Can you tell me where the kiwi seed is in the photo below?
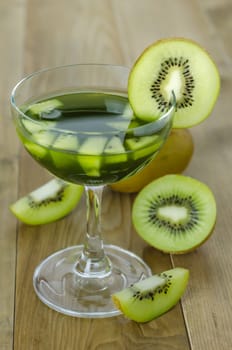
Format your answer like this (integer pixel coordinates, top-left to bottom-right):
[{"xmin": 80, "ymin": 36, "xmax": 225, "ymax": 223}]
[
  {"xmin": 131, "ymin": 273, "xmax": 173, "ymax": 300},
  {"xmin": 28, "ymin": 187, "xmax": 64, "ymax": 208},
  {"xmin": 148, "ymin": 194, "xmax": 198, "ymax": 234},
  {"xmin": 150, "ymin": 57, "xmax": 195, "ymax": 113}
]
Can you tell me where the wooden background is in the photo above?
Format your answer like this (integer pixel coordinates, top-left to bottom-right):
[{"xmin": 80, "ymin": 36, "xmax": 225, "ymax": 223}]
[{"xmin": 0, "ymin": 0, "xmax": 232, "ymax": 349}]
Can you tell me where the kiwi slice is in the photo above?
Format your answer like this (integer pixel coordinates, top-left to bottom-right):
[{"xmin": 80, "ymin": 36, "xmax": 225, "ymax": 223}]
[
  {"xmin": 24, "ymin": 140, "xmax": 48, "ymax": 160},
  {"xmin": 23, "ymin": 129, "xmax": 57, "ymax": 160},
  {"xmin": 10, "ymin": 179, "xmax": 83, "ymax": 225},
  {"xmin": 132, "ymin": 174, "xmax": 216, "ymax": 254},
  {"xmin": 112, "ymin": 267, "xmax": 189, "ymax": 322},
  {"xmin": 125, "ymin": 135, "xmax": 161, "ymax": 160},
  {"xmin": 20, "ymin": 116, "xmax": 58, "ymax": 160},
  {"xmin": 21, "ymin": 118, "xmax": 56, "ymax": 134},
  {"xmin": 51, "ymin": 134, "xmax": 80, "ymax": 168},
  {"xmin": 52, "ymin": 133, "xmax": 79, "ymax": 151},
  {"xmin": 104, "ymin": 136, "xmax": 127, "ymax": 163},
  {"xmin": 77, "ymin": 136, "xmax": 108, "ymax": 177},
  {"xmin": 27, "ymin": 98, "xmax": 63, "ymax": 120},
  {"xmin": 128, "ymin": 38, "xmax": 220, "ymax": 128}
]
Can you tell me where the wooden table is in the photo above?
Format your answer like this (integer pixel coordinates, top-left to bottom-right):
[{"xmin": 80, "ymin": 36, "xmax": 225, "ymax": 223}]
[{"xmin": 1, "ymin": 0, "xmax": 232, "ymax": 349}]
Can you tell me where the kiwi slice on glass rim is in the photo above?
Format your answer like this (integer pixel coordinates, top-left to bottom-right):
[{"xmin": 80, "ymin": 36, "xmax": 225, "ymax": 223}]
[
  {"xmin": 132, "ymin": 174, "xmax": 216, "ymax": 254},
  {"xmin": 10, "ymin": 178, "xmax": 83, "ymax": 225},
  {"xmin": 128, "ymin": 38, "xmax": 220, "ymax": 128},
  {"xmin": 112, "ymin": 267, "xmax": 189, "ymax": 323}
]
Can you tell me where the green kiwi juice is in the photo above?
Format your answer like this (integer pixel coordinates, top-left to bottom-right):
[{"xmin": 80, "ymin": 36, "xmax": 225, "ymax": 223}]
[{"xmin": 19, "ymin": 92, "xmax": 167, "ymax": 185}]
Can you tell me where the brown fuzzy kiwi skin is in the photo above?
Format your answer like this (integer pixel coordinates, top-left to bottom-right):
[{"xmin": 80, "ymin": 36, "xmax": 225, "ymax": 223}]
[{"xmin": 128, "ymin": 37, "xmax": 220, "ymax": 128}]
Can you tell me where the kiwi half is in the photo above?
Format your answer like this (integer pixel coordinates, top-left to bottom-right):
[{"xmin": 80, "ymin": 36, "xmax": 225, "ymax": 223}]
[
  {"xmin": 10, "ymin": 178, "xmax": 83, "ymax": 225},
  {"xmin": 112, "ymin": 267, "xmax": 189, "ymax": 323},
  {"xmin": 132, "ymin": 174, "xmax": 216, "ymax": 254},
  {"xmin": 128, "ymin": 38, "xmax": 220, "ymax": 128}
]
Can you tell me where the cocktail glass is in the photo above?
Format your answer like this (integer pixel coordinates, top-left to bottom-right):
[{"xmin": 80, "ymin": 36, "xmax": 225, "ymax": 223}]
[{"xmin": 11, "ymin": 64, "xmax": 175, "ymax": 318}]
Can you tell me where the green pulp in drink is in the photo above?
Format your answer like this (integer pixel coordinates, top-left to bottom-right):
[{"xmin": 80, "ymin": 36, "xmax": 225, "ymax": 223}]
[{"xmin": 18, "ymin": 92, "xmax": 167, "ymax": 185}]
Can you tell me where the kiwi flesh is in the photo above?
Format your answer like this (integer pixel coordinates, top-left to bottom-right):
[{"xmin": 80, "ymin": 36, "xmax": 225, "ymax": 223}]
[
  {"xmin": 27, "ymin": 98, "xmax": 63, "ymax": 120},
  {"xmin": 112, "ymin": 267, "xmax": 189, "ymax": 322},
  {"xmin": 21, "ymin": 118, "xmax": 57, "ymax": 135},
  {"xmin": 10, "ymin": 178, "xmax": 83, "ymax": 225},
  {"xmin": 125, "ymin": 135, "xmax": 161, "ymax": 160},
  {"xmin": 77, "ymin": 136, "xmax": 108, "ymax": 176},
  {"xmin": 22, "ymin": 129, "xmax": 56, "ymax": 161},
  {"xmin": 104, "ymin": 136, "xmax": 127, "ymax": 164},
  {"xmin": 128, "ymin": 38, "xmax": 220, "ymax": 128},
  {"xmin": 132, "ymin": 174, "xmax": 216, "ymax": 254}
]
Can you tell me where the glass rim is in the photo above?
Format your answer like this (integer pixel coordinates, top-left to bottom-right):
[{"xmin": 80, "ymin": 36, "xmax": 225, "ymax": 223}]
[{"xmin": 10, "ymin": 63, "xmax": 176, "ymax": 137}]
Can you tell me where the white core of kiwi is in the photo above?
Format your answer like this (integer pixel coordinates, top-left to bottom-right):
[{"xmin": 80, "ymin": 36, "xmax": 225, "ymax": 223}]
[{"xmin": 30, "ymin": 179, "xmax": 65, "ymax": 203}]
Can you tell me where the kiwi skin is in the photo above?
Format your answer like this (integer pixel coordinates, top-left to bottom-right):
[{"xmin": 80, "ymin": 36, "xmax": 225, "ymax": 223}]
[{"xmin": 112, "ymin": 267, "xmax": 189, "ymax": 323}]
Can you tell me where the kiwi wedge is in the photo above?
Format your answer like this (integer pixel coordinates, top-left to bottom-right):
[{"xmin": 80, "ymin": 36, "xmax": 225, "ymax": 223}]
[
  {"xmin": 23, "ymin": 129, "xmax": 57, "ymax": 160},
  {"xmin": 125, "ymin": 135, "xmax": 161, "ymax": 160},
  {"xmin": 77, "ymin": 136, "xmax": 108, "ymax": 177},
  {"xmin": 27, "ymin": 98, "xmax": 63, "ymax": 120},
  {"xmin": 104, "ymin": 136, "xmax": 127, "ymax": 164},
  {"xmin": 132, "ymin": 174, "xmax": 216, "ymax": 254},
  {"xmin": 21, "ymin": 118, "xmax": 57, "ymax": 134},
  {"xmin": 112, "ymin": 267, "xmax": 189, "ymax": 323},
  {"xmin": 10, "ymin": 179, "xmax": 83, "ymax": 225},
  {"xmin": 128, "ymin": 38, "xmax": 220, "ymax": 128}
]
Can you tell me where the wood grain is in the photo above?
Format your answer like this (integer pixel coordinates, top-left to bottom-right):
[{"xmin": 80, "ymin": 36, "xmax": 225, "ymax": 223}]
[
  {"xmin": 0, "ymin": 1, "xmax": 25, "ymax": 349},
  {"xmin": 1, "ymin": 0, "xmax": 232, "ymax": 349}
]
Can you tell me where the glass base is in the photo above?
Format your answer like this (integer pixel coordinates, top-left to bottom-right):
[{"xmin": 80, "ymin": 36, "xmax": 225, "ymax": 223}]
[{"xmin": 33, "ymin": 244, "xmax": 152, "ymax": 318}]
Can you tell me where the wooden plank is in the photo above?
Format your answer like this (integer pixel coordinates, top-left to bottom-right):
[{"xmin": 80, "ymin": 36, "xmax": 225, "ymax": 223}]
[
  {"xmin": 14, "ymin": 0, "xmax": 190, "ymax": 349},
  {"xmin": 111, "ymin": 0, "xmax": 225, "ymax": 69},
  {"xmin": 112, "ymin": 1, "xmax": 232, "ymax": 349},
  {"xmin": 24, "ymin": 0, "xmax": 125, "ymax": 73},
  {"xmin": 0, "ymin": 1, "xmax": 26, "ymax": 349},
  {"xmin": 13, "ymin": 0, "xmax": 232, "ymax": 349},
  {"xmin": 172, "ymin": 1, "xmax": 232, "ymax": 348},
  {"xmin": 202, "ymin": 0, "xmax": 232, "ymax": 67}
]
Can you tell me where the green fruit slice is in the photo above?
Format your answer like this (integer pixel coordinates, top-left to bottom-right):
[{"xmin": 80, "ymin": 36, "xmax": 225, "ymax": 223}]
[
  {"xmin": 24, "ymin": 130, "xmax": 57, "ymax": 159},
  {"xmin": 104, "ymin": 136, "xmax": 127, "ymax": 163},
  {"xmin": 125, "ymin": 135, "xmax": 161, "ymax": 160},
  {"xmin": 77, "ymin": 136, "xmax": 108, "ymax": 176},
  {"xmin": 51, "ymin": 134, "xmax": 80, "ymax": 168},
  {"xmin": 128, "ymin": 38, "xmax": 220, "ymax": 128},
  {"xmin": 112, "ymin": 267, "xmax": 189, "ymax": 322},
  {"xmin": 24, "ymin": 140, "xmax": 48, "ymax": 159},
  {"xmin": 126, "ymin": 135, "xmax": 159, "ymax": 150},
  {"xmin": 21, "ymin": 118, "xmax": 56, "ymax": 134},
  {"xmin": 52, "ymin": 133, "xmax": 79, "ymax": 151},
  {"xmin": 27, "ymin": 98, "xmax": 63, "ymax": 120},
  {"xmin": 132, "ymin": 174, "xmax": 216, "ymax": 253},
  {"xmin": 10, "ymin": 179, "xmax": 83, "ymax": 225}
]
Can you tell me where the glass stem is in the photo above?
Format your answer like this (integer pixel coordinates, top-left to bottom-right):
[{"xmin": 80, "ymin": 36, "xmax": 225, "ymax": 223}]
[{"xmin": 75, "ymin": 185, "xmax": 112, "ymax": 277}]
